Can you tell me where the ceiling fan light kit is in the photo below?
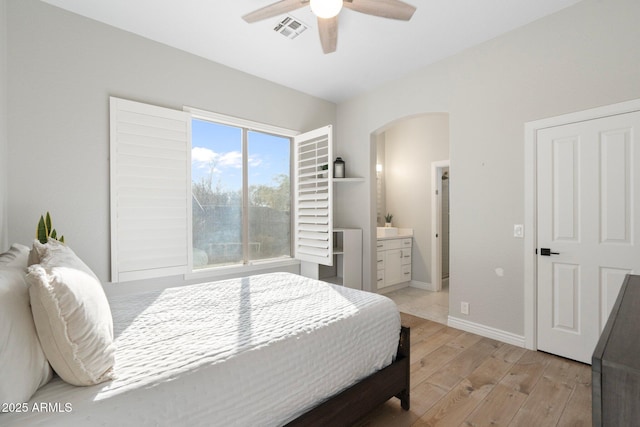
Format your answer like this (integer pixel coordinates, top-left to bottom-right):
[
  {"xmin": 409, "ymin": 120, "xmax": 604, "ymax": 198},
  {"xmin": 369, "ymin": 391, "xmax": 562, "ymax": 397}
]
[
  {"xmin": 309, "ymin": 0, "xmax": 343, "ymax": 19},
  {"xmin": 242, "ymin": 0, "xmax": 416, "ymax": 54}
]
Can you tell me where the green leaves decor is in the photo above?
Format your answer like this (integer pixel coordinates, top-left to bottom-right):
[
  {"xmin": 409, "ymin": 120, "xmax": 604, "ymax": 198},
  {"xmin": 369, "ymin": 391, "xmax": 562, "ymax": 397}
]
[{"xmin": 36, "ymin": 212, "xmax": 65, "ymax": 244}]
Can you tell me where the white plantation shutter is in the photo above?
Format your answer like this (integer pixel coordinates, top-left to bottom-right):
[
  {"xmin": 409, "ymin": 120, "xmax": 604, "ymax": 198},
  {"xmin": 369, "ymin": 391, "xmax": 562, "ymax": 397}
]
[
  {"xmin": 294, "ymin": 125, "xmax": 333, "ymax": 266},
  {"xmin": 110, "ymin": 97, "xmax": 191, "ymax": 282}
]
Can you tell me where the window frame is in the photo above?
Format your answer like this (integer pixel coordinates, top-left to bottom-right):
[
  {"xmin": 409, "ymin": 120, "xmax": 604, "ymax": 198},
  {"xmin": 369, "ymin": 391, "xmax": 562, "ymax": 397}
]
[{"xmin": 184, "ymin": 107, "xmax": 299, "ymax": 278}]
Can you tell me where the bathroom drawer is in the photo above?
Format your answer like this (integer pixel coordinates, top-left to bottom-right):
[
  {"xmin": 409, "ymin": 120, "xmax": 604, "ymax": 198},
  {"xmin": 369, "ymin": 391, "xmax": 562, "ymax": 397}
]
[
  {"xmin": 376, "ymin": 240, "xmax": 386, "ymax": 251},
  {"xmin": 383, "ymin": 239, "xmax": 403, "ymax": 250},
  {"xmin": 401, "ymin": 238, "xmax": 412, "ymax": 248},
  {"xmin": 376, "ymin": 270, "xmax": 385, "ymax": 287},
  {"xmin": 401, "ymin": 248, "xmax": 412, "ymax": 265},
  {"xmin": 376, "ymin": 251, "xmax": 385, "ymax": 269},
  {"xmin": 402, "ymin": 264, "xmax": 412, "ymax": 280}
]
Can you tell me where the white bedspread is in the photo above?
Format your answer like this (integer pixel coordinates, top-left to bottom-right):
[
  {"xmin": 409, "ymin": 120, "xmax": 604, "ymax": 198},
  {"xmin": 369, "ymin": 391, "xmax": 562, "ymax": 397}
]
[{"xmin": 1, "ymin": 272, "xmax": 400, "ymax": 426}]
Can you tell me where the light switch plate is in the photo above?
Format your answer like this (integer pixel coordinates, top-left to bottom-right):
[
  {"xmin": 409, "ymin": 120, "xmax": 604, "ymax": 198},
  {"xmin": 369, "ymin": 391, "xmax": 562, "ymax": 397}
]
[{"xmin": 514, "ymin": 224, "xmax": 524, "ymax": 238}]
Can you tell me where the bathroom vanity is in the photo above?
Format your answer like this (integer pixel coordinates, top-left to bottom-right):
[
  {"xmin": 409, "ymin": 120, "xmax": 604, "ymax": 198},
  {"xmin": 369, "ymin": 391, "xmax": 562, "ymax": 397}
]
[{"xmin": 376, "ymin": 228, "xmax": 412, "ymax": 291}]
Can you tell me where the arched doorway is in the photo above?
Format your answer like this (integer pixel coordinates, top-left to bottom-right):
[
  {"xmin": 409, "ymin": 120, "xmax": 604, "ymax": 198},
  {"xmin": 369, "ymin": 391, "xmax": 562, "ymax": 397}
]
[{"xmin": 370, "ymin": 113, "xmax": 450, "ymax": 324}]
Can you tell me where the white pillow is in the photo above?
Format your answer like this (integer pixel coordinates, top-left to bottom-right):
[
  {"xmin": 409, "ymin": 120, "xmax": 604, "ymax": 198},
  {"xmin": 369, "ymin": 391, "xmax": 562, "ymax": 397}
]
[
  {"xmin": 0, "ymin": 266, "xmax": 53, "ymax": 403},
  {"xmin": 0, "ymin": 243, "xmax": 31, "ymax": 268},
  {"xmin": 27, "ymin": 239, "xmax": 48, "ymax": 266},
  {"xmin": 26, "ymin": 241, "xmax": 115, "ymax": 386}
]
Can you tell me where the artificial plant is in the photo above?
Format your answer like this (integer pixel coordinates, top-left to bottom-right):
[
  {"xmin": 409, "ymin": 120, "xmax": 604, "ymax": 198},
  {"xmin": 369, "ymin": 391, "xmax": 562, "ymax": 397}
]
[{"xmin": 36, "ymin": 212, "xmax": 65, "ymax": 244}]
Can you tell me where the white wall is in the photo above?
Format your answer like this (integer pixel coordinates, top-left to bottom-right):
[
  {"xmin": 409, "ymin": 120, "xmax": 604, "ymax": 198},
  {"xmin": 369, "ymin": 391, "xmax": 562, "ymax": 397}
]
[
  {"xmin": 381, "ymin": 114, "xmax": 449, "ymax": 286},
  {"xmin": 375, "ymin": 134, "xmax": 385, "ymax": 226},
  {"xmin": 336, "ymin": 0, "xmax": 640, "ymax": 337},
  {"xmin": 6, "ymin": 0, "xmax": 336, "ymax": 283},
  {"xmin": 0, "ymin": 0, "xmax": 7, "ymax": 251}
]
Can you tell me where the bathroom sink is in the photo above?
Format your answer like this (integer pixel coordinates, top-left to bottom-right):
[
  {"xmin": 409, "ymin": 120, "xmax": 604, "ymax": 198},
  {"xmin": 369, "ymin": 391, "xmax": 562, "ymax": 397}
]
[{"xmin": 377, "ymin": 227, "xmax": 398, "ymax": 237}]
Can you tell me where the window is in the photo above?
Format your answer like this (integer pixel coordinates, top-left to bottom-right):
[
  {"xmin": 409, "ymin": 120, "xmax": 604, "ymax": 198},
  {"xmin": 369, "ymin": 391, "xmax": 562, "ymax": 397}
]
[
  {"xmin": 110, "ymin": 98, "xmax": 299, "ymax": 282},
  {"xmin": 190, "ymin": 114, "xmax": 293, "ymax": 270}
]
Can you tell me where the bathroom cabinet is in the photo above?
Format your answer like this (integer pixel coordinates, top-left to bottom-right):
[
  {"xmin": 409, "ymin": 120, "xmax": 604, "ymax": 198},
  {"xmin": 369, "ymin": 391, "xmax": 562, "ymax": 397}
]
[{"xmin": 377, "ymin": 236, "xmax": 412, "ymax": 290}]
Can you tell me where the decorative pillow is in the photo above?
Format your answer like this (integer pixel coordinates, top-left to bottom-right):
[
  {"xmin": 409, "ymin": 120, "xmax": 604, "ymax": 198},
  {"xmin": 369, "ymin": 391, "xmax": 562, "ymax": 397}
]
[
  {"xmin": 27, "ymin": 239, "xmax": 47, "ymax": 267},
  {"xmin": 26, "ymin": 240, "xmax": 115, "ymax": 386},
  {"xmin": 0, "ymin": 266, "xmax": 53, "ymax": 403},
  {"xmin": 0, "ymin": 243, "xmax": 31, "ymax": 268}
]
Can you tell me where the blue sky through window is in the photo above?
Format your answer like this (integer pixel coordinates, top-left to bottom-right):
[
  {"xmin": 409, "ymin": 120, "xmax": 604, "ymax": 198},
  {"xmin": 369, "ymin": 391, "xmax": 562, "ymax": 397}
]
[{"xmin": 191, "ymin": 119, "xmax": 290, "ymax": 189}]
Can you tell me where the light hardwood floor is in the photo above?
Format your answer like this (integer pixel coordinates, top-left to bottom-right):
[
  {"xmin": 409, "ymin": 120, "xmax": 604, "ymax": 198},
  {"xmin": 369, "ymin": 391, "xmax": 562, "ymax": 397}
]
[{"xmin": 357, "ymin": 313, "xmax": 592, "ymax": 427}]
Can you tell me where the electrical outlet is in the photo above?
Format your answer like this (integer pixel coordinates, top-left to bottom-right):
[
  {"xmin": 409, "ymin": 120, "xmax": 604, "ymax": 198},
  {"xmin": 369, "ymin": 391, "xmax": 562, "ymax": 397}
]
[{"xmin": 461, "ymin": 302, "xmax": 470, "ymax": 315}]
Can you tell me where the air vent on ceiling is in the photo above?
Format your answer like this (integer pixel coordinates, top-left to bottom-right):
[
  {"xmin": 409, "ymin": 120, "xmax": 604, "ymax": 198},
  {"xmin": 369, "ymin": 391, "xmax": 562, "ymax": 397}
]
[{"xmin": 273, "ymin": 16, "xmax": 308, "ymax": 39}]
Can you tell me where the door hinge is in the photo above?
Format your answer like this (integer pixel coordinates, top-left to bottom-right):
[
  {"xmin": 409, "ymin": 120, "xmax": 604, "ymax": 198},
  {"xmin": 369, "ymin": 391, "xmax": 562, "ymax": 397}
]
[{"xmin": 435, "ymin": 189, "xmax": 439, "ymax": 195}]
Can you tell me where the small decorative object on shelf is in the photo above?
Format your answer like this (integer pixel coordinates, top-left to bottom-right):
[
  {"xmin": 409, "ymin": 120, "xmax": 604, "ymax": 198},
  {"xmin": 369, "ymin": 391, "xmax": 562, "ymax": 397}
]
[
  {"xmin": 333, "ymin": 157, "xmax": 345, "ymax": 178},
  {"xmin": 318, "ymin": 164, "xmax": 329, "ymax": 178},
  {"xmin": 384, "ymin": 213, "xmax": 393, "ymax": 227}
]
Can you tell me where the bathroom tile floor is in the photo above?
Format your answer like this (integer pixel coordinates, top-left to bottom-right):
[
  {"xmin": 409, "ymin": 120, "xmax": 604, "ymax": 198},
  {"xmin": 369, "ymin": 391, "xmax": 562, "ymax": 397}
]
[{"xmin": 383, "ymin": 281, "xmax": 449, "ymax": 325}]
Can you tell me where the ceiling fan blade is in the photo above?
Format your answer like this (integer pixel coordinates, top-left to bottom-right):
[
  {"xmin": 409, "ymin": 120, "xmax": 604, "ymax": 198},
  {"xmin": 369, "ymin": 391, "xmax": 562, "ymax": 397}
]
[
  {"xmin": 343, "ymin": 0, "xmax": 416, "ymax": 21},
  {"xmin": 318, "ymin": 16, "xmax": 338, "ymax": 54},
  {"xmin": 242, "ymin": 0, "xmax": 308, "ymax": 23}
]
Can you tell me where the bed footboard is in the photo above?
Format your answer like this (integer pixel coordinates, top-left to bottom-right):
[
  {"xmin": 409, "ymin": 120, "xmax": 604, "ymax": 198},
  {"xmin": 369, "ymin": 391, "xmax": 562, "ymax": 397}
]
[
  {"xmin": 287, "ymin": 326, "xmax": 410, "ymax": 427},
  {"xmin": 395, "ymin": 325, "xmax": 411, "ymax": 410}
]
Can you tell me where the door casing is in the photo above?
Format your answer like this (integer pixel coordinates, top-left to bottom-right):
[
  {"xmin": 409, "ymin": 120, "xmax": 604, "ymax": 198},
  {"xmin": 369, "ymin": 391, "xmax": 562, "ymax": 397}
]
[
  {"xmin": 431, "ymin": 160, "xmax": 450, "ymax": 292},
  {"xmin": 523, "ymin": 98, "xmax": 640, "ymax": 351}
]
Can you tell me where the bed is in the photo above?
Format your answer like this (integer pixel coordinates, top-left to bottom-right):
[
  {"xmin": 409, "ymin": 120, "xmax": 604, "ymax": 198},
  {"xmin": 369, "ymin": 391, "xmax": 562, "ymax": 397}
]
[{"xmin": 1, "ymin": 268, "xmax": 410, "ymax": 426}]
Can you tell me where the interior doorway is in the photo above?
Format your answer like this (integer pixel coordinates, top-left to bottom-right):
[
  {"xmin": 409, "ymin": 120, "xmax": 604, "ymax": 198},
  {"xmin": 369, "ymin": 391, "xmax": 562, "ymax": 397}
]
[
  {"xmin": 442, "ymin": 170, "xmax": 450, "ymax": 282},
  {"xmin": 432, "ymin": 160, "xmax": 450, "ymax": 292},
  {"xmin": 370, "ymin": 113, "xmax": 450, "ymax": 324}
]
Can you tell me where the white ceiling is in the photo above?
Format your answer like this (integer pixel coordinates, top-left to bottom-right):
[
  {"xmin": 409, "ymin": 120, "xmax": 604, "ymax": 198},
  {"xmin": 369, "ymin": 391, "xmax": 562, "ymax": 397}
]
[{"xmin": 42, "ymin": 0, "xmax": 582, "ymax": 103}]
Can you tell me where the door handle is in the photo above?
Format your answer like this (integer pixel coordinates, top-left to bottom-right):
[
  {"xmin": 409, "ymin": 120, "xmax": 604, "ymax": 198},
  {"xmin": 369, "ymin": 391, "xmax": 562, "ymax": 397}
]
[{"xmin": 540, "ymin": 248, "xmax": 560, "ymax": 256}]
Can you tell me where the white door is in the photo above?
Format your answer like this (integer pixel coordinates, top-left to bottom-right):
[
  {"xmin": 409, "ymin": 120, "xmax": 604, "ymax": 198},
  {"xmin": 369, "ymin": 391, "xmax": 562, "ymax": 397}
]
[{"xmin": 537, "ymin": 110, "xmax": 640, "ymax": 364}]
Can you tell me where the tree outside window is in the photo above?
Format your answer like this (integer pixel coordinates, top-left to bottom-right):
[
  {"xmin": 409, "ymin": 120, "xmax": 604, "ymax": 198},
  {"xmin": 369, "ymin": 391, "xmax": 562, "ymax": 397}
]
[{"xmin": 191, "ymin": 119, "xmax": 291, "ymax": 269}]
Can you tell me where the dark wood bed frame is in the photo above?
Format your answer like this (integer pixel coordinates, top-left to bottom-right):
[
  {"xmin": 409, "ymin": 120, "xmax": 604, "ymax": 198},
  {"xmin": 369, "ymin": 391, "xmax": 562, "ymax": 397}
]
[{"xmin": 287, "ymin": 325, "xmax": 410, "ymax": 426}]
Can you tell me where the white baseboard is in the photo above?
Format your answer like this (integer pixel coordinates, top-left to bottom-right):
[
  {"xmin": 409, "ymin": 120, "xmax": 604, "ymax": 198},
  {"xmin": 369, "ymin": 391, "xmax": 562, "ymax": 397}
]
[
  {"xmin": 410, "ymin": 280, "xmax": 435, "ymax": 291},
  {"xmin": 377, "ymin": 282, "xmax": 410, "ymax": 294},
  {"xmin": 447, "ymin": 316, "xmax": 526, "ymax": 348}
]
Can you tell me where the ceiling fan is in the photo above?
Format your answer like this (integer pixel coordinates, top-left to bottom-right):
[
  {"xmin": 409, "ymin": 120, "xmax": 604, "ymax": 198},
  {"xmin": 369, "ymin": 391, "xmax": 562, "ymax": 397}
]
[{"xmin": 242, "ymin": 0, "xmax": 416, "ymax": 54}]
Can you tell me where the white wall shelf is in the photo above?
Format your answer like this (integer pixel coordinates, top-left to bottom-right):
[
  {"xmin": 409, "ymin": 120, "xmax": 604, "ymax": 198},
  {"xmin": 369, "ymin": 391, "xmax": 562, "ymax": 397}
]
[
  {"xmin": 319, "ymin": 228, "xmax": 362, "ymax": 288},
  {"xmin": 300, "ymin": 228, "xmax": 362, "ymax": 289}
]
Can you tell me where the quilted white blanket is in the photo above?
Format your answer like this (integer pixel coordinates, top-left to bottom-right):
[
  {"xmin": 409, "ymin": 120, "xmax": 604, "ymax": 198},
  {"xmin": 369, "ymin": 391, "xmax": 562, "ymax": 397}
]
[{"xmin": 2, "ymin": 272, "xmax": 400, "ymax": 426}]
